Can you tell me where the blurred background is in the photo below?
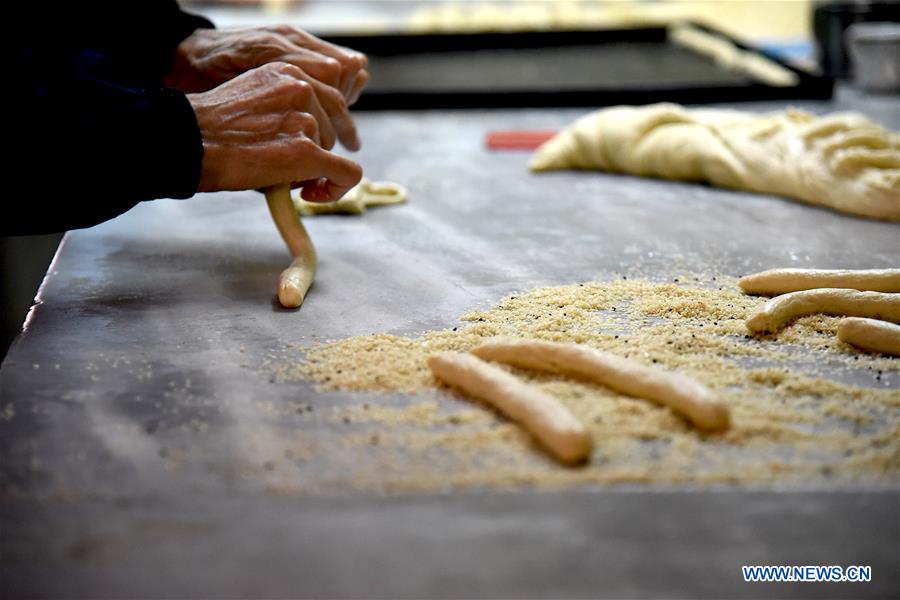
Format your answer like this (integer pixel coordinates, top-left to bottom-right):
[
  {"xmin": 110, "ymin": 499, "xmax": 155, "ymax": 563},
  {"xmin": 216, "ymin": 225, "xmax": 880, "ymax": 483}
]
[{"xmin": 186, "ymin": 0, "xmax": 818, "ymax": 61}]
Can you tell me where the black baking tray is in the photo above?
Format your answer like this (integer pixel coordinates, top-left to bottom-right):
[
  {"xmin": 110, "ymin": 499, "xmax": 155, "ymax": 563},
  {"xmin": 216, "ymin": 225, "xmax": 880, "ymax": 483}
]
[{"xmin": 324, "ymin": 23, "xmax": 833, "ymax": 110}]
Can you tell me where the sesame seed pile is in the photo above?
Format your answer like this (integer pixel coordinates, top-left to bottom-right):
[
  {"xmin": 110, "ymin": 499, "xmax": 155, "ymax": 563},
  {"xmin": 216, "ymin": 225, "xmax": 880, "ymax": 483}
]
[{"xmin": 264, "ymin": 276, "xmax": 899, "ymax": 494}]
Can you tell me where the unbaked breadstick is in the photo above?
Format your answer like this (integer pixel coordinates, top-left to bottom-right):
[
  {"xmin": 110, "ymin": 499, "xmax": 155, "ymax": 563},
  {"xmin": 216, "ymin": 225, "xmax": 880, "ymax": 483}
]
[
  {"xmin": 837, "ymin": 317, "xmax": 900, "ymax": 356},
  {"xmin": 427, "ymin": 352, "xmax": 592, "ymax": 464},
  {"xmin": 746, "ymin": 288, "xmax": 900, "ymax": 334},
  {"xmin": 265, "ymin": 184, "xmax": 317, "ymax": 308},
  {"xmin": 739, "ymin": 268, "xmax": 900, "ymax": 295},
  {"xmin": 471, "ymin": 338, "xmax": 730, "ymax": 432}
]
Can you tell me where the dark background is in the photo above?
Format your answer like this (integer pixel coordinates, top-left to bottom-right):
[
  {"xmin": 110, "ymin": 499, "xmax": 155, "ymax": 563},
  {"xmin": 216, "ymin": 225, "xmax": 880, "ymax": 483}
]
[{"xmin": 0, "ymin": 234, "xmax": 64, "ymax": 360}]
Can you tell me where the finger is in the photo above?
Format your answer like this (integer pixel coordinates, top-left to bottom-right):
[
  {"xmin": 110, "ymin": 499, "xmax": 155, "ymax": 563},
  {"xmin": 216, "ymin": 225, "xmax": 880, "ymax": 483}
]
[
  {"xmin": 280, "ymin": 70, "xmax": 337, "ymax": 150},
  {"xmin": 347, "ymin": 70, "xmax": 370, "ymax": 106},
  {"xmin": 279, "ymin": 47, "xmax": 342, "ymax": 89},
  {"xmin": 316, "ymin": 84, "xmax": 360, "ymax": 151},
  {"xmin": 274, "ymin": 28, "xmax": 368, "ymax": 98},
  {"xmin": 295, "ymin": 73, "xmax": 360, "ymax": 152},
  {"xmin": 289, "ymin": 143, "xmax": 362, "ymax": 201},
  {"xmin": 332, "ymin": 112, "xmax": 361, "ymax": 152},
  {"xmin": 283, "ymin": 111, "xmax": 325, "ymax": 149},
  {"xmin": 294, "ymin": 178, "xmax": 331, "ymax": 202}
]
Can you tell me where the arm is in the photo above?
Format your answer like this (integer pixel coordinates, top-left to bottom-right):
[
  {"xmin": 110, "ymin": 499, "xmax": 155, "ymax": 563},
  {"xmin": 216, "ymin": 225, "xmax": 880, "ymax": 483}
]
[{"xmin": 7, "ymin": 77, "xmax": 203, "ymax": 235}]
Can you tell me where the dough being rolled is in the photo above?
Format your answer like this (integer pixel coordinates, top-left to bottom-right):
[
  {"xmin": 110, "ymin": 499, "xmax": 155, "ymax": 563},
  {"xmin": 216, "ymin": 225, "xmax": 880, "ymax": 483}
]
[
  {"xmin": 265, "ymin": 184, "xmax": 317, "ymax": 308},
  {"xmin": 530, "ymin": 103, "xmax": 900, "ymax": 221},
  {"xmin": 264, "ymin": 180, "xmax": 406, "ymax": 308}
]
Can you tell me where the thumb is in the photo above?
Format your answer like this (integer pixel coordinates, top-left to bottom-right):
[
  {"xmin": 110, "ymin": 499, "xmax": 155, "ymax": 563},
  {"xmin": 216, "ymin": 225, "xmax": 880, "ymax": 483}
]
[{"xmin": 292, "ymin": 144, "xmax": 363, "ymax": 202}]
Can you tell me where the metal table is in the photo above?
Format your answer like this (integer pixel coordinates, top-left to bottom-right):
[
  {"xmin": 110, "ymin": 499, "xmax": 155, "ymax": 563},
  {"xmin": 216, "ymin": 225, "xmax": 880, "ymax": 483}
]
[{"xmin": 2, "ymin": 90, "xmax": 898, "ymax": 598}]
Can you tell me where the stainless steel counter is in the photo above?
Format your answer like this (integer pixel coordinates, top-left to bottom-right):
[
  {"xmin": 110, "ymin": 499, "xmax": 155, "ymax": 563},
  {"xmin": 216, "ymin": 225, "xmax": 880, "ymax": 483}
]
[{"xmin": 1, "ymin": 92, "xmax": 898, "ymax": 598}]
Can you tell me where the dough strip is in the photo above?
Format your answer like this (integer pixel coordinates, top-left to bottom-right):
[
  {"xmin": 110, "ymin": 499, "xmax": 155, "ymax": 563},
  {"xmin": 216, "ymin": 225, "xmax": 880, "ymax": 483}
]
[
  {"xmin": 471, "ymin": 338, "xmax": 730, "ymax": 432},
  {"xmin": 739, "ymin": 268, "xmax": 900, "ymax": 295},
  {"xmin": 837, "ymin": 317, "xmax": 900, "ymax": 356},
  {"xmin": 427, "ymin": 352, "xmax": 592, "ymax": 464},
  {"xmin": 746, "ymin": 288, "xmax": 900, "ymax": 334},
  {"xmin": 265, "ymin": 184, "xmax": 317, "ymax": 308}
]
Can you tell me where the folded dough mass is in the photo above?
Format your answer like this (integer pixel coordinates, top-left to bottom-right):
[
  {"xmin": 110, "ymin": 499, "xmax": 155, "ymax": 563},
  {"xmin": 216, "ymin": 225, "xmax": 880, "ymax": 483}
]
[{"xmin": 530, "ymin": 103, "xmax": 900, "ymax": 221}]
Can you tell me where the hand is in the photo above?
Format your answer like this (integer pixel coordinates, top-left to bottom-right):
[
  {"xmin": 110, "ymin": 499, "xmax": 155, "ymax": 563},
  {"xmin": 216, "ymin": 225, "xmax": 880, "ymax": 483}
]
[
  {"xmin": 168, "ymin": 25, "xmax": 369, "ymax": 104},
  {"xmin": 188, "ymin": 62, "xmax": 362, "ymax": 201}
]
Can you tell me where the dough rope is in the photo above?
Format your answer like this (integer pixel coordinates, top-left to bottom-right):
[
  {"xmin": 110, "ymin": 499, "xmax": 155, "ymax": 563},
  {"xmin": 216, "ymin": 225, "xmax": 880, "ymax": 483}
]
[
  {"xmin": 837, "ymin": 317, "xmax": 900, "ymax": 356},
  {"xmin": 739, "ymin": 268, "xmax": 900, "ymax": 295},
  {"xmin": 294, "ymin": 179, "xmax": 407, "ymax": 216},
  {"xmin": 670, "ymin": 23, "xmax": 798, "ymax": 87},
  {"xmin": 746, "ymin": 288, "xmax": 900, "ymax": 334},
  {"xmin": 530, "ymin": 103, "xmax": 900, "ymax": 221},
  {"xmin": 427, "ymin": 352, "xmax": 592, "ymax": 464},
  {"xmin": 265, "ymin": 184, "xmax": 317, "ymax": 308},
  {"xmin": 471, "ymin": 338, "xmax": 730, "ymax": 432}
]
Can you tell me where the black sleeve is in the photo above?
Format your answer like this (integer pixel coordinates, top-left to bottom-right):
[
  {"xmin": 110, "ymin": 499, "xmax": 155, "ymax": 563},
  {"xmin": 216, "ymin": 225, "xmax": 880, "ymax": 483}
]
[{"xmin": 5, "ymin": 1, "xmax": 212, "ymax": 236}]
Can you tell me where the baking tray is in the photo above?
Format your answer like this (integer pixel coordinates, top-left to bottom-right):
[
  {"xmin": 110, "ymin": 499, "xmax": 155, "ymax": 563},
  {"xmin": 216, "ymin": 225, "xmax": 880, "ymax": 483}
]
[{"xmin": 324, "ymin": 23, "xmax": 834, "ymax": 109}]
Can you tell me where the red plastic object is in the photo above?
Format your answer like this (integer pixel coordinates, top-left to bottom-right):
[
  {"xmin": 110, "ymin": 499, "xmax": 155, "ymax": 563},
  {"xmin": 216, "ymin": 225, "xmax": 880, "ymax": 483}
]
[{"xmin": 486, "ymin": 130, "xmax": 558, "ymax": 150}]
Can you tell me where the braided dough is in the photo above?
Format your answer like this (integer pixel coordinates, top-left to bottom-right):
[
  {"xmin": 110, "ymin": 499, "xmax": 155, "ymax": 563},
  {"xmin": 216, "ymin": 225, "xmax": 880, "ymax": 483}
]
[
  {"xmin": 472, "ymin": 338, "xmax": 730, "ymax": 432},
  {"xmin": 740, "ymin": 268, "xmax": 900, "ymax": 295},
  {"xmin": 746, "ymin": 288, "xmax": 900, "ymax": 334},
  {"xmin": 428, "ymin": 352, "xmax": 592, "ymax": 464},
  {"xmin": 295, "ymin": 179, "xmax": 407, "ymax": 216},
  {"xmin": 265, "ymin": 184, "xmax": 317, "ymax": 308},
  {"xmin": 530, "ymin": 103, "xmax": 900, "ymax": 221},
  {"xmin": 837, "ymin": 317, "xmax": 900, "ymax": 356}
]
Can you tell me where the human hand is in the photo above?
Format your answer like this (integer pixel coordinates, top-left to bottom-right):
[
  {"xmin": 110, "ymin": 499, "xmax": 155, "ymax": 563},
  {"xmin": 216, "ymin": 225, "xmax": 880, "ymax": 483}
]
[
  {"xmin": 169, "ymin": 25, "xmax": 369, "ymax": 104},
  {"xmin": 188, "ymin": 62, "xmax": 362, "ymax": 201}
]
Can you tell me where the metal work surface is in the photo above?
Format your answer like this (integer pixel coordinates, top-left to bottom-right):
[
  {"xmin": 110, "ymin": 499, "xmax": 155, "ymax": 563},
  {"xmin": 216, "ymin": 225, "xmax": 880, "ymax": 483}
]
[{"xmin": 2, "ymin": 91, "xmax": 899, "ymax": 598}]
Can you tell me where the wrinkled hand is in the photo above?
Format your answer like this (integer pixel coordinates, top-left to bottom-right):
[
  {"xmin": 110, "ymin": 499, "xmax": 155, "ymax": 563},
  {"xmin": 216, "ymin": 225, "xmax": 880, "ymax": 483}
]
[
  {"xmin": 168, "ymin": 25, "xmax": 369, "ymax": 104},
  {"xmin": 188, "ymin": 62, "xmax": 362, "ymax": 201}
]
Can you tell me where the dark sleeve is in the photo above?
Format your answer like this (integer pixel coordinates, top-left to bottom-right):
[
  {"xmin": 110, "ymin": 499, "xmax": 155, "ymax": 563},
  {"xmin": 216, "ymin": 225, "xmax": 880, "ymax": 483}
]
[
  {"xmin": 5, "ymin": 2, "xmax": 212, "ymax": 236},
  {"xmin": 6, "ymin": 83, "xmax": 204, "ymax": 236},
  {"xmin": 93, "ymin": 1, "xmax": 216, "ymax": 80}
]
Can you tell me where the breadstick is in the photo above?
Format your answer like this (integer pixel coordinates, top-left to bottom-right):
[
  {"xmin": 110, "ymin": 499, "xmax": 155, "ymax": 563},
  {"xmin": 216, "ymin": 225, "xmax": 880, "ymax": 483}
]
[
  {"xmin": 837, "ymin": 317, "xmax": 900, "ymax": 356},
  {"xmin": 427, "ymin": 352, "xmax": 592, "ymax": 464},
  {"xmin": 746, "ymin": 288, "xmax": 900, "ymax": 334},
  {"xmin": 739, "ymin": 268, "xmax": 900, "ymax": 295},
  {"xmin": 471, "ymin": 338, "xmax": 730, "ymax": 432},
  {"xmin": 265, "ymin": 184, "xmax": 317, "ymax": 308}
]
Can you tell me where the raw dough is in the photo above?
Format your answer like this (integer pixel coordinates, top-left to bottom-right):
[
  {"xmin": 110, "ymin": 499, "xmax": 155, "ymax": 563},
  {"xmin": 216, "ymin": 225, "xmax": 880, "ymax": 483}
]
[
  {"xmin": 837, "ymin": 317, "xmax": 900, "ymax": 356},
  {"xmin": 670, "ymin": 23, "xmax": 798, "ymax": 87},
  {"xmin": 294, "ymin": 179, "xmax": 407, "ymax": 216},
  {"xmin": 746, "ymin": 288, "xmax": 900, "ymax": 334},
  {"xmin": 530, "ymin": 103, "xmax": 900, "ymax": 221},
  {"xmin": 472, "ymin": 338, "xmax": 729, "ymax": 431},
  {"xmin": 265, "ymin": 180, "xmax": 406, "ymax": 307},
  {"xmin": 265, "ymin": 184, "xmax": 317, "ymax": 308},
  {"xmin": 427, "ymin": 352, "xmax": 592, "ymax": 464},
  {"xmin": 740, "ymin": 268, "xmax": 900, "ymax": 295}
]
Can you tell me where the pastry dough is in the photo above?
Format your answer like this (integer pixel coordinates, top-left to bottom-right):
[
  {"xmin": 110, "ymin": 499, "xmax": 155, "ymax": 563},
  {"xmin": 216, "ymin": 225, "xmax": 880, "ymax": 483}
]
[
  {"xmin": 264, "ymin": 180, "xmax": 406, "ymax": 308},
  {"xmin": 740, "ymin": 268, "xmax": 900, "ymax": 295},
  {"xmin": 746, "ymin": 288, "xmax": 900, "ymax": 334},
  {"xmin": 837, "ymin": 317, "xmax": 900, "ymax": 356},
  {"xmin": 428, "ymin": 352, "xmax": 592, "ymax": 464},
  {"xmin": 530, "ymin": 103, "xmax": 900, "ymax": 221},
  {"xmin": 670, "ymin": 23, "xmax": 798, "ymax": 87},
  {"xmin": 472, "ymin": 338, "xmax": 730, "ymax": 432},
  {"xmin": 295, "ymin": 179, "xmax": 407, "ymax": 216},
  {"xmin": 265, "ymin": 184, "xmax": 317, "ymax": 308}
]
